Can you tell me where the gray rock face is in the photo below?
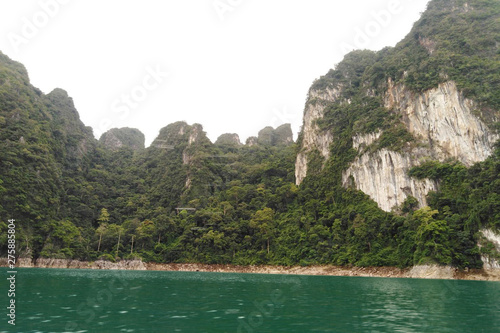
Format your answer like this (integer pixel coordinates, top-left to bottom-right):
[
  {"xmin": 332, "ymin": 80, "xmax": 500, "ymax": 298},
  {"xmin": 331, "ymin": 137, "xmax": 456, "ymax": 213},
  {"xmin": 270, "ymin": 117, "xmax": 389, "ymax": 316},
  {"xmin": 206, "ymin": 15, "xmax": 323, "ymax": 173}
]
[
  {"xmin": 342, "ymin": 146, "xmax": 438, "ymax": 211},
  {"xmin": 246, "ymin": 136, "xmax": 258, "ymax": 146},
  {"xmin": 343, "ymin": 81, "xmax": 498, "ymax": 211},
  {"xmin": 295, "ymin": 87, "xmax": 340, "ymax": 185},
  {"xmin": 99, "ymin": 127, "xmax": 145, "ymax": 151},
  {"xmin": 8, "ymin": 258, "xmax": 146, "ymax": 270},
  {"xmin": 385, "ymin": 80, "xmax": 498, "ymax": 165},
  {"xmin": 297, "ymin": 80, "xmax": 498, "ymax": 211},
  {"xmin": 479, "ymin": 229, "xmax": 500, "ymax": 270}
]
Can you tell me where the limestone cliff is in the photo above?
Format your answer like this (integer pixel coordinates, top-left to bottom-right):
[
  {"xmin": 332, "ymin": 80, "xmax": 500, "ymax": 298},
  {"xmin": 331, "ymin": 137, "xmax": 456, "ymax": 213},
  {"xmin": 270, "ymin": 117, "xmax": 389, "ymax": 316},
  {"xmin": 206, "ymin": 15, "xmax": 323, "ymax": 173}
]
[
  {"xmin": 384, "ymin": 80, "xmax": 498, "ymax": 165},
  {"xmin": 479, "ymin": 229, "xmax": 500, "ymax": 270},
  {"xmin": 343, "ymin": 147, "xmax": 438, "ymax": 211},
  {"xmin": 297, "ymin": 79, "xmax": 498, "ymax": 211},
  {"xmin": 295, "ymin": 87, "xmax": 339, "ymax": 184},
  {"xmin": 341, "ymin": 81, "xmax": 498, "ymax": 211},
  {"xmin": 294, "ymin": 0, "xmax": 499, "ymax": 212}
]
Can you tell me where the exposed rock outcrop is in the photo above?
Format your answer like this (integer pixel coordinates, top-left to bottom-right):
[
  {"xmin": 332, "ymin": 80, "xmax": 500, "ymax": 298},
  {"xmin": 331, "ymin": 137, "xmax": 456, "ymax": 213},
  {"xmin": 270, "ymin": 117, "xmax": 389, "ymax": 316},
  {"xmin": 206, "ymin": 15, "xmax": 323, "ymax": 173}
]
[
  {"xmin": 246, "ymin": 136, "xmax": 258, "ymax": 146},
  {"xmin": 295, "ymin": 87, "xmax": 340, "ymax": 185},
  {"xmin": 215, "ymin": 133, "xmax": 241, "ymax": 146},
  {"xmin": 99, "ymin": 127, "xmax": 145, "ymax": 151},
  {"xmin": 343, "ymin": 147, "xmax": 438, "ymax": 211},
  {"xmin": 406, "ymin": 265, "xmax": 455, "ymax": 279},
  {"xmin": 256, "ymin": 124, "xmax": 294, "ymax": 146},
  {"xmin": 258, "ymin": 126, "xmax": 274, "ymax": 145},
  {"xmin": 479, "ymin": 229, "xmax": 500, "ymax": 270},
  {"xmin": 1, "ymin": 259, "xmax": 498, "ymax": 281},
  {"xmin": 338, "ymin": 80, "xmax": 498, "ymax": 211},
  {"xmin": 273, "ymin": 123, "xmax": 294, "ymax": 145},
  {"xmin": 5, "ymin": 258, "xmax": 146, "ymax": 270},
  {"xmin": 385, "ymin": 80, "xmax": 498, "ymax": 166}
]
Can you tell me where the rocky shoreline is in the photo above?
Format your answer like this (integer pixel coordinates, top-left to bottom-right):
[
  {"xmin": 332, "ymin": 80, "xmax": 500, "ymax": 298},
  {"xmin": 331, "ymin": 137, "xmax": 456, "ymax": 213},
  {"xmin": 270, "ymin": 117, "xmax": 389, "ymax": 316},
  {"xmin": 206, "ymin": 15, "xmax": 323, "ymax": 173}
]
[{"xmin": 1, "ymin": 258, "xmax": 499, "ymax": 281}]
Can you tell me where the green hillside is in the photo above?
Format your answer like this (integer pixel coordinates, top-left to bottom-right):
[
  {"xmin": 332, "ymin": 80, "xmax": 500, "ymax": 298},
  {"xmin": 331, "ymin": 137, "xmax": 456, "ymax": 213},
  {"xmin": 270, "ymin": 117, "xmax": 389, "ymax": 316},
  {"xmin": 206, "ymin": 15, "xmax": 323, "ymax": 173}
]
[{"xmin": 0, "ymin": 0, "xmax": 499, "ymax": 268}]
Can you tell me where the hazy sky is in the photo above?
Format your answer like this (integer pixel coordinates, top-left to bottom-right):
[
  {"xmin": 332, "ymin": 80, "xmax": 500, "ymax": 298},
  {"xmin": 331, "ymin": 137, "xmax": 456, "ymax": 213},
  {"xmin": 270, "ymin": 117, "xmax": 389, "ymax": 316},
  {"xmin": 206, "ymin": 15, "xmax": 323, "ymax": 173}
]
[{"xmin": 0, "ymin": 0, "xmax": 429, "ymax": 146}]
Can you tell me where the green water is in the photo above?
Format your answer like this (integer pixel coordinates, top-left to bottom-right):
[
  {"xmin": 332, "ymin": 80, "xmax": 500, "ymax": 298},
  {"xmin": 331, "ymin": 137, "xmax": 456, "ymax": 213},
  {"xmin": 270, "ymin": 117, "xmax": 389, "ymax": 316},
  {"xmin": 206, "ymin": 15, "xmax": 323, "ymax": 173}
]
[{"xmin": 1, "ymin": 268, "xmax": 499, "ymax": 332}]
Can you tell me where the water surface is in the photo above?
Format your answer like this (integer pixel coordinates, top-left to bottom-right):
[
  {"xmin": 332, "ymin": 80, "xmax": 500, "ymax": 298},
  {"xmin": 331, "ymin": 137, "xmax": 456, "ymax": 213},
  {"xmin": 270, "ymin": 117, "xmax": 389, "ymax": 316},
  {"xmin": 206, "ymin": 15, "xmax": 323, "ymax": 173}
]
[{"xmin": 1, "ymin": 267, "xmax": 499, "ymax": 332}]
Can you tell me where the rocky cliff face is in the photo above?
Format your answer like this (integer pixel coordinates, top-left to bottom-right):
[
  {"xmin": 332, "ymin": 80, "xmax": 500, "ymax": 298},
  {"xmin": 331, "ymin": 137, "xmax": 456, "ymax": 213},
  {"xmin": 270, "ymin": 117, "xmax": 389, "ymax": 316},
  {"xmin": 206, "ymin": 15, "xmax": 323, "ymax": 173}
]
[
  {"xmin": 295, "ymin": 87, "xmax": 339, "ymax": 184},
  {"xmin": 479, "ymin": 229, "xmax": 500, "ymax": 270},
  {"xmin": 342, "ymin": 80, "xmax": 498, "ymax": 211},
  {"xmin": 343, "ymin": 146, "xmax": 438, "ymax": 211},
  {"xmin": 294, "ymin": 0, "xmax": 499, "ymax": 212},
  {"xmin": 298, "ymin": 79, "xmax": 498, "ymax": 211},
  {"xmin": 385, "ymin": 80, "xmax": 498, "ymax": 165}
]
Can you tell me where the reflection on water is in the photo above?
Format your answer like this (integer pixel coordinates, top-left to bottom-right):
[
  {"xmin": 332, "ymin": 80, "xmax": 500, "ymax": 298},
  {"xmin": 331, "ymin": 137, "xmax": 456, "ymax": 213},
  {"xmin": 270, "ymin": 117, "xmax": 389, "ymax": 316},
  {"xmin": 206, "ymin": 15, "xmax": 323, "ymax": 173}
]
[{"xmin": 1, "ymin": 268, "xmax": 499, "ymax": 332}]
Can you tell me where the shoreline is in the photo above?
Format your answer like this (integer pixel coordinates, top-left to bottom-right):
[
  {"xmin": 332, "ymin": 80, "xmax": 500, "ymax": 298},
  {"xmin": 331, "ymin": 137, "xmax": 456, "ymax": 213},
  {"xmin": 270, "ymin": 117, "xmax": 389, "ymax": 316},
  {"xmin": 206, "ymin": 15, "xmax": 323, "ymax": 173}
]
[{"xmin": 1, "ymin": 258, "xmax": 500, "ymax": 281}]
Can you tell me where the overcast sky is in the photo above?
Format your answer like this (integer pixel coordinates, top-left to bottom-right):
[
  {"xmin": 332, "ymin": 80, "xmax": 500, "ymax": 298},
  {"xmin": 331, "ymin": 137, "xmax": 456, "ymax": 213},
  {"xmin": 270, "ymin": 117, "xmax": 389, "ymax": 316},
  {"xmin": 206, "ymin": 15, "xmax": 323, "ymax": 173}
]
[{"xmin": 0, "ymin": 0, "xmax": 429, "ymax": 146}]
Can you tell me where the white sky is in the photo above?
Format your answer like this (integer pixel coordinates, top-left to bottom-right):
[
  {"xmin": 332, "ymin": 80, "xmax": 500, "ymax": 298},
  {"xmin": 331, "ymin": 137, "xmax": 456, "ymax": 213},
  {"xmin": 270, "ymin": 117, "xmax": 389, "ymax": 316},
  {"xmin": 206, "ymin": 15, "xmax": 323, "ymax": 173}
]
[{"xmin": 0, "ymin": 0, "xmax": 429, "ymax": 146}]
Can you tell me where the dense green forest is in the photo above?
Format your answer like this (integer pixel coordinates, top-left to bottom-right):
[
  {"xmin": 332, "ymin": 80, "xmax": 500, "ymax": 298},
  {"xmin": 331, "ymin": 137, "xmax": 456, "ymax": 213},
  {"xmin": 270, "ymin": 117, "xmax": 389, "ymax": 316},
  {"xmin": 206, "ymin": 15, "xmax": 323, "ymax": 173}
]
[{"xmin": 0, "ymin": 0, "xmax": 499, "ymax": 269}]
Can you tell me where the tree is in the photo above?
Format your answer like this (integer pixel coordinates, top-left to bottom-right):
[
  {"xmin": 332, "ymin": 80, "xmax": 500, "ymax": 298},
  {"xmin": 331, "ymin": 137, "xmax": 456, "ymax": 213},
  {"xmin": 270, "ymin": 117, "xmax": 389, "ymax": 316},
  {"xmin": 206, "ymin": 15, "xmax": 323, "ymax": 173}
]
[
  {"xmin": 39, "ymin": 220, "xmax": 83, "ymax": 259},
  {"xmin": 250, "ymin": 207, "xmax": 275, "ymax": 254},
  {"xmin": 97, "ymin": 208, "xmax": 110, "ymax": 224},
  {"xmin": 136, "ymin": 220, "xmax": 156, "ymax": 250},
  {"xmin": 413, "ymin": 207, "xmax": 452, "ymax": 265},
  {"xmin": 96, "ymin": 223, "xmax": 108, "ymax": 252}
]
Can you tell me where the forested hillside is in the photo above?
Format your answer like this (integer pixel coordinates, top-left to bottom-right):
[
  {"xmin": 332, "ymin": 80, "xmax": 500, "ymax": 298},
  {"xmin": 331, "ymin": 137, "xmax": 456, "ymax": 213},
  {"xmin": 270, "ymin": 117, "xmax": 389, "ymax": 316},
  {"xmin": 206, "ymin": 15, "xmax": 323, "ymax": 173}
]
[{"xmin": 1, "ymin": 0, "xmax": 499, "ymax": 269}]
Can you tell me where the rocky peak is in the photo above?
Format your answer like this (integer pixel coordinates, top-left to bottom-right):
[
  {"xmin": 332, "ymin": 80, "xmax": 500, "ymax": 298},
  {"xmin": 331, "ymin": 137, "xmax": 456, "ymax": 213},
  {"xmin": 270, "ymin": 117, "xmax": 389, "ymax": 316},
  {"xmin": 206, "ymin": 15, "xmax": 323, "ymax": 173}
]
[
  {"xmin": 274, "ymin": 124, "xmax": 294, "ymax": 145},
  {"xmin": 257, "ymin": 124, "xmax": 294, "ymax": 146},
  {"xmin": 215, "ymin": 133, "xmax": 241, "ymax": 146},
  {"xmin": 152, "ymin": 121, "xmax": 189, "ymax": 147},
  {"xmin": 295, "ymin": 86, "xmax": 341, "ymax": 185},
  {"xmin": 257, "ymin": 126, "xmax": 274, "ymax": 145},
  {"xmin": 99, "ymin": 127, "xmax": 145, "ymax": 151},
  {"xmin": 245, "ymin": 136, "xmax": 258, "ymax": 146}
]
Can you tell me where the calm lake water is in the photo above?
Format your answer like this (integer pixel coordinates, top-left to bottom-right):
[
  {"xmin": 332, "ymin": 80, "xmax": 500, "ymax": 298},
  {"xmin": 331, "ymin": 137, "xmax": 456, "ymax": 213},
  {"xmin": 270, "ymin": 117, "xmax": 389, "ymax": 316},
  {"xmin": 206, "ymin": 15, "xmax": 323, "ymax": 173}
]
[{"xmin": 1, "ymin": 267, "xmax": 499, "ymax": 332}]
